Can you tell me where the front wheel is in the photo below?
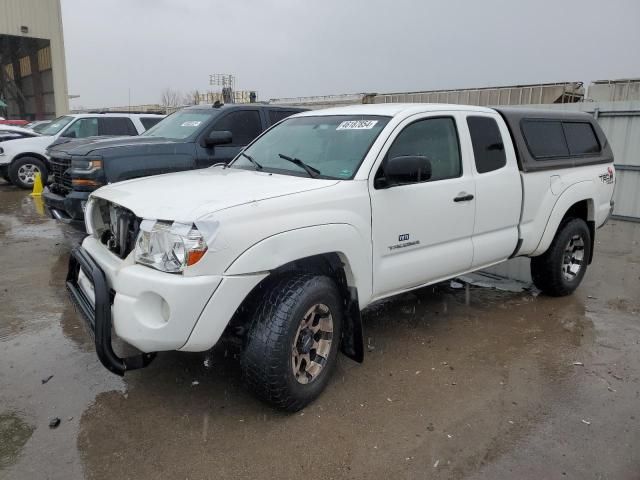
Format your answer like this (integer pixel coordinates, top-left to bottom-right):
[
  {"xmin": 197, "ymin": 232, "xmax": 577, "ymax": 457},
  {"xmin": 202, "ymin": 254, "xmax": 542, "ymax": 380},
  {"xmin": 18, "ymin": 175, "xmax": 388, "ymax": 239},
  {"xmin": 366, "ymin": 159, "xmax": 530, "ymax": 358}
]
[
  {"xmin": 8, "ymin": 157, "xmax": 48, "ymax": 189},
  {"xmin": 241, "ymin": 273, "xmax": 343, "ymax": 412},
  {"xmin": 531, "ymin": 217, "xmax": 591, "ymax": 296}
]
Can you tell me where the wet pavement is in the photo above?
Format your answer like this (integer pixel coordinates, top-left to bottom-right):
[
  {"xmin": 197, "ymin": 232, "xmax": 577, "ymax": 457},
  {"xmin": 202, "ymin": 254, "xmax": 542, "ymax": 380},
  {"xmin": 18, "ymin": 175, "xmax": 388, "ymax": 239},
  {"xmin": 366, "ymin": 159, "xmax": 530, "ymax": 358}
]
[{"xmin": 1, "ymin": 181, "xmax": 639, "ymax": 480}]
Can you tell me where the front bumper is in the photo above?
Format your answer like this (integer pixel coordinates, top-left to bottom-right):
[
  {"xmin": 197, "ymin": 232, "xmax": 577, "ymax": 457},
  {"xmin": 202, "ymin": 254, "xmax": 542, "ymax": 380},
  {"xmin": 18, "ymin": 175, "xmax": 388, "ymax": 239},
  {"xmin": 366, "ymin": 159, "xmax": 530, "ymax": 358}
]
[
  {"xmin": 67, "ymin": 236, "xmax": 266, "ymax": 374},
  {"xmin": 67, "ymin": 247, "xmax": 156, "ymax": 375},
  {"xmin": 43, "ymin": 187, "xmax": 88, "ymax": 226}
]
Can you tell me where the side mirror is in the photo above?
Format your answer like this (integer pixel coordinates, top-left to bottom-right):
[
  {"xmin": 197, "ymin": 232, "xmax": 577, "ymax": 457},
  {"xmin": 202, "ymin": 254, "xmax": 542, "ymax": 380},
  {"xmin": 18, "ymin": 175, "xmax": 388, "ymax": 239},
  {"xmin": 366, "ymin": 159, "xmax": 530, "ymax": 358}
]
[
  {"xmin": 377, "ymin": 155, "xmax": 432, "ymax": 188},
  {"xmin": 204, "ymin": 130, "xmax": 232, "ymax": 147},
  {"xmin": 62, "ymin": 130, "xmax": 77, "ymax": 139}
]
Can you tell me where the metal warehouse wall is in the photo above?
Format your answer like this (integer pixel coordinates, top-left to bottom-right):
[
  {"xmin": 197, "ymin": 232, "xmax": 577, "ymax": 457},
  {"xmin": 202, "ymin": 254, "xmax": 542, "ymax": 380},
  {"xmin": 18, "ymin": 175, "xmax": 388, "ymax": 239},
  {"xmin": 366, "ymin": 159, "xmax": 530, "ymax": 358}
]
[
  {"xmin": 372, "ymin": 82, "xmax": 585, "ymax": 106},
  {"xmin": 0, "ymin": 0, "xmax": 69, "ymax": 116},
  {"xmin": 588, "ymin": 79, "xmax": 640, "ymax": 102}
]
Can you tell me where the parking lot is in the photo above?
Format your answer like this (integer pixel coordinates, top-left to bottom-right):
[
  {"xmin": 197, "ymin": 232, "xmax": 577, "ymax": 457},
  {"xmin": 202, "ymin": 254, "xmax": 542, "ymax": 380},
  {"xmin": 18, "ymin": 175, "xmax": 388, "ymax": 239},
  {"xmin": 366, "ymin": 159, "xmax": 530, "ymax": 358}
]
[{"xmin": 0, "ymin": 181, "xmax": 638, "ymax": 479}]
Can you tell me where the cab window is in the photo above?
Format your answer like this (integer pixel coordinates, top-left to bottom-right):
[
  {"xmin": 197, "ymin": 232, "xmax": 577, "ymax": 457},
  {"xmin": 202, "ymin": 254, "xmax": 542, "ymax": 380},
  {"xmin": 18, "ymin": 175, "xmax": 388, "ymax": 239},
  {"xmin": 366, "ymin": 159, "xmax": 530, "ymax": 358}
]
[
  {"xmin": 381, "ymin": 117, "xmax": 461, "ymax": 183},
  {"xmin": 62, "ymin": 118, "xmax": 98, "ymax": 138},
  {"xmin": 212, "ymin": 110, "xmax": 262, "ymax": 146}
]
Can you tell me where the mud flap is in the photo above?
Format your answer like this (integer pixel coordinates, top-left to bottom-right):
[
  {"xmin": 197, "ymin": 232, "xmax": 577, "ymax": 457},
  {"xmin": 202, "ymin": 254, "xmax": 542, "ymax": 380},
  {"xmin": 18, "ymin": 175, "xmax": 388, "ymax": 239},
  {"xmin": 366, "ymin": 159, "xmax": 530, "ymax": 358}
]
[{"xmin": 340, "ymin": 287, "xmax": 364, "ymax": 363}]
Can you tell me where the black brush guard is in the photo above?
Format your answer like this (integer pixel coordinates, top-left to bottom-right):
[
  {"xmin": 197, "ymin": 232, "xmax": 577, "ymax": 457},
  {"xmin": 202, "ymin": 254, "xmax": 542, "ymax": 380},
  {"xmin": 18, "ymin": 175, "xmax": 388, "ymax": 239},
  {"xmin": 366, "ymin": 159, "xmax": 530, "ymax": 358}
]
[{"xmin": 66, "ymin": 247, "xmax": 156, "ymax": 375}]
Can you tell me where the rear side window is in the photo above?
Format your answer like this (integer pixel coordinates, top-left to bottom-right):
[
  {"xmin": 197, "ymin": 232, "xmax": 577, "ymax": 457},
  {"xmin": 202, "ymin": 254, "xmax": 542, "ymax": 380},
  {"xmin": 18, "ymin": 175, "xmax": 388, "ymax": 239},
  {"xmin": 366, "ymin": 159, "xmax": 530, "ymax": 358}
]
[
  {"xmin": 563, "ymin": 122, "xmax": 600, "ymax": 155},
  {"xmin": 213, "ymin": 110, "xmax": 262, "ymax": 145},
  {"xmin": 140, "ymin": 117, "xmax": 162, "ymax": 130},
  {"xmin": 268, "ymin": 110, "xmax": 299, "ymax": 125},
  {"xmin": 98, "ymin": 117, "xmax": 137, "ymax": 136},
  {"xmin": 521, "ymin": 120, "xmax": 569, "ymax": 159},
  {"xmin": 467, "ymin": 116, "xmax": 506, "ymax": 173}
]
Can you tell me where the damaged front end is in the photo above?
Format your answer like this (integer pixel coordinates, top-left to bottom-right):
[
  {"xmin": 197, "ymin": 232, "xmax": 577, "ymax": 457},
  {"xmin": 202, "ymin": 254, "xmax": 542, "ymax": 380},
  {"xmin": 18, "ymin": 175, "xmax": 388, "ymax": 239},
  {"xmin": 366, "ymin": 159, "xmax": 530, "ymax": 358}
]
[
  {"xmin": 67, "ymin": 198, "xmax": 155, "ymax": 375},
  {"xmin": 87, "ymin": 198, "xmax": 141, "ymax": 259}
]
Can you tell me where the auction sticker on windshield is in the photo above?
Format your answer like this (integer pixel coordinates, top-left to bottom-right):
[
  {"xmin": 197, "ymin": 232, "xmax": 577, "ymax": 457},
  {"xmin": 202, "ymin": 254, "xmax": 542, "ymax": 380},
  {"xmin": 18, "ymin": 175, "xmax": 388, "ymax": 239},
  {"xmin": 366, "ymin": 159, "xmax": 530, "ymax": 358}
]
[
  {"xmin": 181, "ymin": 121, "xmax": 202, "ymax": 127},
  {"xmin": 336, "ymin": 120, "xmax": 378, "ymax": 130}
]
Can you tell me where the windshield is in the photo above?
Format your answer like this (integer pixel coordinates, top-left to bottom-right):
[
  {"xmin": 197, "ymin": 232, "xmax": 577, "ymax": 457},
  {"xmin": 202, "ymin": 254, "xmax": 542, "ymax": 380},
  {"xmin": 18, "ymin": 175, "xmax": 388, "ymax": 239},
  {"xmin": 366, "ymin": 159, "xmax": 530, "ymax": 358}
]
[
  {"xmin": 32, "ymin": 122, "xmax": 51, "ymax": 133},
  {"xmin": 142, "ymin": 110, "xmax": 215, "ymax": 140},
  {"xmin": 38, "ymin": 116, "xmax": 75, "ymax": 136},
  {"xmin": 232, "ymin": 115, "xmax": 390, "ymax": 179}
]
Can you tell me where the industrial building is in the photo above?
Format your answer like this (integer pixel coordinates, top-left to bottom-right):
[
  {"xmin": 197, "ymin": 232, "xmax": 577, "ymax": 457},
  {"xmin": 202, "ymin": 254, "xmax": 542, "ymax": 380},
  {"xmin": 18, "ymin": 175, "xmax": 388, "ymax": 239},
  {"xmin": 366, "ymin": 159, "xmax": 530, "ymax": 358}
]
[{"xmin": 0, "ymin": 0, "xmax": 69, "ymax": 119}]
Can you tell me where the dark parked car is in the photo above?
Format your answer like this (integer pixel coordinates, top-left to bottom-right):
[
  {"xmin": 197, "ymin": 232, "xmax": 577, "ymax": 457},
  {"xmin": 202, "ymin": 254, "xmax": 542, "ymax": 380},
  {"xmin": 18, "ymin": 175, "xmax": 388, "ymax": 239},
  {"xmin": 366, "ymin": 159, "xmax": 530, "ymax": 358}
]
[{"xmin": 43, "ymin": 104, "xmax": 306, "ymax": 225}]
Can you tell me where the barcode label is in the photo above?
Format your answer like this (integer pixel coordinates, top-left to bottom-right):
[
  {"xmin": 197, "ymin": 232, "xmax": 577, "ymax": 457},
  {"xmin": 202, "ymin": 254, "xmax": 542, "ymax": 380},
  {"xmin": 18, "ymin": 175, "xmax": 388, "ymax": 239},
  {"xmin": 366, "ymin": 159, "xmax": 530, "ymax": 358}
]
[{"xmin": 336, "ymin": 120, "xmax": 378, "ymax": 130}]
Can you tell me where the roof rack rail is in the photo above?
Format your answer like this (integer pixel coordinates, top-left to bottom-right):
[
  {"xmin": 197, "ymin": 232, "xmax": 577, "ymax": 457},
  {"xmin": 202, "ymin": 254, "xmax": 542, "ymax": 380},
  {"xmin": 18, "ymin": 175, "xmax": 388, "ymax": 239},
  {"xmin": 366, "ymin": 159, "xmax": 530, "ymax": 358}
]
[{"xmin": 85, "ymin": 110, "xmax": 165, "ymax": 115}]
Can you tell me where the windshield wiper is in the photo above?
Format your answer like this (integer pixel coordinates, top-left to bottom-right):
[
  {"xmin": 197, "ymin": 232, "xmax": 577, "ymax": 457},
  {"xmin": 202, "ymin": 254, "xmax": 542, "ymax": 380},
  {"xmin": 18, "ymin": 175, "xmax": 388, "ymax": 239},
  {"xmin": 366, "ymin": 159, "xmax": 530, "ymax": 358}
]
[
  {"xmin": 278, "ymin": 153, "xmax": 320, "ymax": 178},
  {"xmin": 238, "ymin": 151, "xmax": 263, "ymax": 170}
]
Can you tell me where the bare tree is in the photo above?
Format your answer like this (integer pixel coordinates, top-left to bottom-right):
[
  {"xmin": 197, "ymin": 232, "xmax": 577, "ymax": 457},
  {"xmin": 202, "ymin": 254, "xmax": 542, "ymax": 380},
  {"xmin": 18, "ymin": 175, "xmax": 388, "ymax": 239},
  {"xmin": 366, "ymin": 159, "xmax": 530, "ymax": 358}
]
[
  {"xmin": 182, "ymin": 89, "xmax": 201, "ymax": 106},
  {"xmin": 160, "ymin": 88, "xmax": 181, "ymax": 108}
]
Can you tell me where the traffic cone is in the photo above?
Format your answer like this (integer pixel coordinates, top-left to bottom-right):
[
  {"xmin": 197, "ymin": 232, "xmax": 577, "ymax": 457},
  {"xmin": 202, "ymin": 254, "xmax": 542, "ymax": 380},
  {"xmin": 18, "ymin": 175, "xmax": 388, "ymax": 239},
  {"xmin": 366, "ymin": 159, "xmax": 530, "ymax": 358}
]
[{"xmin": 30, "ymin": 172, "xmax": 43, "ymax": 197}]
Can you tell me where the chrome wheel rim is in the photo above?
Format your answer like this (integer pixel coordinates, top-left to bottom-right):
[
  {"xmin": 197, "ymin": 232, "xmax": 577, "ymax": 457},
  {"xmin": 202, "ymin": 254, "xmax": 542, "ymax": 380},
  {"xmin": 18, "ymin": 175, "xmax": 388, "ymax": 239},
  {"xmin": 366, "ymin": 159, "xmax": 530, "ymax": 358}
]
[
  {"xmin": 562, "ymin": 234, "xmax": 585, "ymax": 281},
  {"xmin": 291, "ymin": 303, "xmax": 333, "ymax": 385},
  {"xmin": 17, "ymin": 163, "xmax": 40, "ymax": 185}
]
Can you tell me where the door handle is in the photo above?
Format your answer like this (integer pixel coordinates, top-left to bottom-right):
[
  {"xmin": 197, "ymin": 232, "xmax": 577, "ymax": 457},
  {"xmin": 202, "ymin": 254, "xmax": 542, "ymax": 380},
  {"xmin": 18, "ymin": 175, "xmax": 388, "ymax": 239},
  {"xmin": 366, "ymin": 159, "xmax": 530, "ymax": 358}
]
[{"xmin": 453, "ymin": 193, "xmax": 474, "ymax": 202}]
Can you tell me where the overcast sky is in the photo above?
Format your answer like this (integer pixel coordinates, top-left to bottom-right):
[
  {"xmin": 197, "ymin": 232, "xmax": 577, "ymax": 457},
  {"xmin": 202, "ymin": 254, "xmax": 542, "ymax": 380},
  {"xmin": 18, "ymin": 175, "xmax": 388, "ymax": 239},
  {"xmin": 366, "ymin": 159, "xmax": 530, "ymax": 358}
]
[{"xmin": 61, "ymin": 0, "xmax": 640, "ymax": 109}]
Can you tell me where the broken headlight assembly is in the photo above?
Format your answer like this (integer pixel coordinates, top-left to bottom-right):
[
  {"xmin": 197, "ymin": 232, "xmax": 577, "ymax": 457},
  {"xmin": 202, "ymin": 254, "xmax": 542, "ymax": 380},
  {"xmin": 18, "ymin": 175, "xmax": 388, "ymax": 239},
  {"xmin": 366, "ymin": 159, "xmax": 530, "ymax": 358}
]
[{"xmin": 134, "ymin": 221, "xmax": 208, "ymax": 273}]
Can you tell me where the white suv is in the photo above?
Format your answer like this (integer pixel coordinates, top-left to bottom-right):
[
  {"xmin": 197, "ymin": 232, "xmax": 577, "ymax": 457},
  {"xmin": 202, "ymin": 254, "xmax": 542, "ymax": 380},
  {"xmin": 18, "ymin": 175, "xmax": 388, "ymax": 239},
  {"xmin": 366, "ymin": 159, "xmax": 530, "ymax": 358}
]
[{"xmin": 0, "ymin": 112, "xmax": 164, "ymax": 188}]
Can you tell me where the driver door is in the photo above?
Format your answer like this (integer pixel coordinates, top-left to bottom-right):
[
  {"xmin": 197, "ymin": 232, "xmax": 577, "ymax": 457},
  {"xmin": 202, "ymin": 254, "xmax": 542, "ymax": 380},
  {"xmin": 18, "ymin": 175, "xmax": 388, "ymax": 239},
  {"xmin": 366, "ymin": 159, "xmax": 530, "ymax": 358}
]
[{"xmin": 370, "ymin": 113, "xmax": 476, "ymax": 299}]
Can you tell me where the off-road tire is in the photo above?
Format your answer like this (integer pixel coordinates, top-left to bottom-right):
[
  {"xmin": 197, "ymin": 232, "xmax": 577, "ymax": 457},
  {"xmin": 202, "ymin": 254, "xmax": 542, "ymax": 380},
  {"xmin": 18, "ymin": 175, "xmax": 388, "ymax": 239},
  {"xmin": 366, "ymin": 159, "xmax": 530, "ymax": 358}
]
[
  {"xmin": 241, "ymin": 273, "xmax": 343, "ymax": 412},
  {"xmin": 8, "ymin": 157, "xmax": 48, "ymax": 189},
  {"xmin": 531, "ymin": 217, "xmax": 591, "ymax": 297}
]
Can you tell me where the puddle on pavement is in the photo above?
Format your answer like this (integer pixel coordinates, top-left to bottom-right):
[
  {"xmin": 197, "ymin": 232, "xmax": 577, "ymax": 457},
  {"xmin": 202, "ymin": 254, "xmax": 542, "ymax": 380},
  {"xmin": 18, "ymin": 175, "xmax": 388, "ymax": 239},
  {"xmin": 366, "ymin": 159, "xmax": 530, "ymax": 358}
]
[{"xmin": 0, "ymin": 412, "xmax": 34, "ymax": 470}]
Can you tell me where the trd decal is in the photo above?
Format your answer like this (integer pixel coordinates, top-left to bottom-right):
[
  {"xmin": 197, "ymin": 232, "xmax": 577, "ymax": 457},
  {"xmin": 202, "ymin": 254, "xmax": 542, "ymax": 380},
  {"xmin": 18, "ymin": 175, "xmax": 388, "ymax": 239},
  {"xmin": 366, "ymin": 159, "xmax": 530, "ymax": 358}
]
[
  {"xmin": 398, "ymin": 233, "xmax": 410, "ymax": 242},
  {"xmin": 599, "ymin": 167, "xmax": 614, "ymax": 184}
]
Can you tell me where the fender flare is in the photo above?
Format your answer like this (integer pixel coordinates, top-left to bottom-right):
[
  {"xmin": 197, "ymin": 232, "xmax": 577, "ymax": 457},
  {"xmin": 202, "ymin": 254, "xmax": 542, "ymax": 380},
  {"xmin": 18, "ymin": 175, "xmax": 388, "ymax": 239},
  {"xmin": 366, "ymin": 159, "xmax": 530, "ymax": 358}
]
[
  {"xmin": 532, "ymin": 181, "xmax": 594, "ymax": 256},
  {"xmin": 225, "ymin": 224, "xmax": 370, "ymax": 363},
  {"xmin": 225, "ymin": 223, "xmax": 372, "ymax": 308}
]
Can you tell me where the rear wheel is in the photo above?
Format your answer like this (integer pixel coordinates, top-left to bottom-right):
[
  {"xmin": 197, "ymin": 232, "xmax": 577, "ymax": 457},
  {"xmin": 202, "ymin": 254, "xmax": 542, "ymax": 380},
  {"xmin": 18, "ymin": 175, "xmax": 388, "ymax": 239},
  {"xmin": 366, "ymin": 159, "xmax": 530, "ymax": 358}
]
[
  {"xmin": 8, "ymin": 157, "xmax": 48, "ymax": 189},
  {"xmin": 241, "ymin": 273, "xmax": 343, "ymax": 411},
  {"xmin": 531, "ymin": 218, "xmax": 591, "ymax": 296}
]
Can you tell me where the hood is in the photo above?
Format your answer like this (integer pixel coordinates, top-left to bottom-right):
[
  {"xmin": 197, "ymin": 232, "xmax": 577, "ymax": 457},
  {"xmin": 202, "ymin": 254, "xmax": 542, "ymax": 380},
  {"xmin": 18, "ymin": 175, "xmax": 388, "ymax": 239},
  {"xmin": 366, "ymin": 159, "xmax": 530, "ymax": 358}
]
[
  {"xmin": 46, "ymin": 135, "xmax": 117, "ymax": 151},
  {"xmin": 47, "ymin": 135, "xmax": 179, "ymax": 156},
  {"xmin": 92, "ymin": 167, "xmax": 340, "ymax": 221},
  {"xmin": 2, "ymin": 135, "xmax": 53, "ymax": 151}
]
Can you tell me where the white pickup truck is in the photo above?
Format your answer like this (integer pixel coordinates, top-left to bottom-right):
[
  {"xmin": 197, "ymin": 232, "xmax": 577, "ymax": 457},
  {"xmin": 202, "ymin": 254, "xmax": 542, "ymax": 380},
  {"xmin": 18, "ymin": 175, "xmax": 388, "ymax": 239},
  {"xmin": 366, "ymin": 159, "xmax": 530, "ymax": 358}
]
[{"xmin": 67, "ymin": 104, "xmax": 615, "ymax": 411}]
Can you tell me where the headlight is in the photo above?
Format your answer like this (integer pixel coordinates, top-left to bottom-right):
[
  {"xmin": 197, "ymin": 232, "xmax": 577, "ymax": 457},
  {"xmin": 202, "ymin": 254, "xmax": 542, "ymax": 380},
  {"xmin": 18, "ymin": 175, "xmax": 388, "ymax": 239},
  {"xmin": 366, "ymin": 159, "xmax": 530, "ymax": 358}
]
[
  {"xmin": 84, "ymin": 197, "xmax": 96, "ymax": 235},
  {"xmin": 71, "ymin": 156, "xmax": 102, "ymax": 171},
  {"xmin": 134, "ymin": 221, "xmax": 207, "ymax": 273}
]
